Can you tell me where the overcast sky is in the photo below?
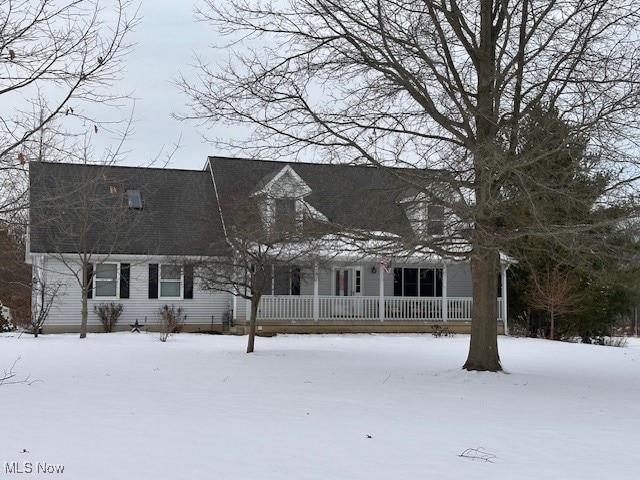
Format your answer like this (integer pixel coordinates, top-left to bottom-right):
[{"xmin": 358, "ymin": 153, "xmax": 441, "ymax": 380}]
[{"xmin": 105, "ymin": 1, "xmax": 222, "ymax": 170}]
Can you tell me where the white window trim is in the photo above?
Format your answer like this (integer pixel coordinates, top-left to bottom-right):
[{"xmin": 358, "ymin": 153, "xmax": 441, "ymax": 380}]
[
  {"xmin": 93, "ymin": 262, "xmax": 120, "ymax": 299},
  {"xmin": 331, "ymin": 266, "xmax": 363, "ymax": 296},
  {"xmin": 159, "ymin": 264, "xmax": 184, "ymax": 299}
]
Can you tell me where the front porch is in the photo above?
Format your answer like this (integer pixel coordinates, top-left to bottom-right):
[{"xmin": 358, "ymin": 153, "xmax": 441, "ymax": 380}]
[
  {"xmin": 228, "ymin": 295, "xmax": 508, "ymax": 336},
  {"xmin": 229, "ymin": 296, "xmax": 506, "ymax": 335},
  {"xmin": 229, "ymin": 260, "xmax": 509, "ymax": 334},
  {"xmin": 257, "ymin": 296, "xmax": 505, "ymax": 323}
]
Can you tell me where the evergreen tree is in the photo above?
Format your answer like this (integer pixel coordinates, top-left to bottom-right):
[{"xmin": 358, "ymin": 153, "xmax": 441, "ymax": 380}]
[{"xmin": 504, "ymin": 106, "xmax": 637, "ymax": 340}]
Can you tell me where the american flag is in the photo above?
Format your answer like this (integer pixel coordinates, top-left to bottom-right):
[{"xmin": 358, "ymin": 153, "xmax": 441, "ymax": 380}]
[{"xmin": 379, "ymin": 257, "xmax": 391, "ymax": 274}]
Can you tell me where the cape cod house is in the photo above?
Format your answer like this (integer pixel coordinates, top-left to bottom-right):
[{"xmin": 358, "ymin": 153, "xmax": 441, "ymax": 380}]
[{"xmin": 27, "ymin": 157, "xmax": 508, "ymax": 334}]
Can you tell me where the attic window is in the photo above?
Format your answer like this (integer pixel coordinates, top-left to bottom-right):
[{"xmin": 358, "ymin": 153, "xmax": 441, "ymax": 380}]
[
  {"xmin": 427, "ymin": 205, "xmax": 445, "ymax": 235},
  {"xmin": 274, "ymin": 197, "xmax": 297, "ymax": 232},
  {"xmin": 125, "ymin": 189, "xmax": 143, "ymax": 209}
]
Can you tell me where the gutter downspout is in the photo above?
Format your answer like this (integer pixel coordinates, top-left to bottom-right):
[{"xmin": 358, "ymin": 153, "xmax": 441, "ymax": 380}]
[{"xmin": 501, "ymin": 264, "xmax": 509, "ymax": 335}]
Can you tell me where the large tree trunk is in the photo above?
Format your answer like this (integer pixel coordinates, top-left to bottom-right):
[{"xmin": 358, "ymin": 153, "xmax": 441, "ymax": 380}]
[
  {"xmin": 463, "ymin": 248, "xmax": 502, "ymax": 372},
  {"xmin": 462, "ymin": 0, "xmax": 502, "ymax": 372},
  {"xmin": 246, "ymin": 293, "xmax": 261, "ymax": 353}
]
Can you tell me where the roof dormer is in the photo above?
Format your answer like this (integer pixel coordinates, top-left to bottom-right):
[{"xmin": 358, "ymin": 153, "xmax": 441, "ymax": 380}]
[
  {"xmin": 250, "ymin": 164, "xmax": 312, "ymax": 198},
  {"xmin": 399, "ymin": 191, "xmax": 445, "ymax": 237},
  {"xmin": 250, "ymin": 165, "xmax": 326, "ymax": 237}
]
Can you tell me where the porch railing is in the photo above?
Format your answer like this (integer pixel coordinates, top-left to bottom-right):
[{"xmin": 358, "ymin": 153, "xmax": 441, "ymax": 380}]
[{"xmin": 257, "ymin": 296, "xmax": 504, "ymax": 322}]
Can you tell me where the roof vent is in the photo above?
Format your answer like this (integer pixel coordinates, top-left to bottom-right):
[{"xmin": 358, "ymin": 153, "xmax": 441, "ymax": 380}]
[{"xmin": 125, "ymin": 189, "xmax": 143, "ymax": 210}]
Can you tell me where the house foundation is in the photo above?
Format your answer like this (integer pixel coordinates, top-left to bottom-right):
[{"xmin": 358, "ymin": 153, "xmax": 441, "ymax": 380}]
[{"xmin": 229, "ymin": 321, "xmax": 505, "ymax": 336}]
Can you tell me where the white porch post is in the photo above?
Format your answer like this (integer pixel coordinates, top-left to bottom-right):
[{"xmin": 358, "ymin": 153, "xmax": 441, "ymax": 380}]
[
  {"xmin": 378, "ymin": 264, "xmax": 385, "ymax": 322},
  {"xmin": 442, "ymin": 264, "xmax": 448, "ymax": 322},
  {"xmin": 232, "ymin": 293, "xmax": 238, "ymax": 323},
  {"xmin": 313, "ymin": 262, "xmax": 319, "ymax": 322},
  {"xmin": 501, "ymin": 265, "xmax": 509, "ymax": 335}
]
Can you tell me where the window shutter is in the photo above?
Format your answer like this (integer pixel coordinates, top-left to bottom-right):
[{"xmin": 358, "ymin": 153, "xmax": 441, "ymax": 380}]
[
  {"xmin": 148, "ymin": 264, "xmax": 158, "ymax": 299},
  {"xmin": 184, "ymin": 264, "xmax": 194, "ymax": 299},
  {"xmin": 86, "ymin": 264, "xmax": 94, "ymax": 299},
  {"xmin": 120, "ymin": 263, "xmax": 130, "ymax": 299}
]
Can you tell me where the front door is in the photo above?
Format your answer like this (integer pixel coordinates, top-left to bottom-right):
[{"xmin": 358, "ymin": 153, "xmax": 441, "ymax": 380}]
[
  {"xmin": 333, "ymin": 267, "xmax": 363, "ymax": 317},
  {"xmin": 334, "ymin": 267, "xmax": 362, "ymax": 296}
]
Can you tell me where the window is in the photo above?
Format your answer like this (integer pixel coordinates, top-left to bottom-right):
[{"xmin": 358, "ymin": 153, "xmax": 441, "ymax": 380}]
[
  {"xmin": 86, "ymin": 263, "xmax": 130, "ymax": 299},
  {"xmin": 427, "ymin": 205, "xmax": 445, "ymax": 235},
  {"xmin": 94, "ymin": 263, "xmax": 118, "ymax": 297},
  {"xmin": 160, "ymin": 264, "xmax": 182, "ymax": 298},
  {"xmin": 125, "ymin": 189, "xmax": 143, "ymax": 209},
  {"xmin": 273, "ymin": 266, "xmax": 301, "ymax": 295},
  {"xmin": 404, "ymin": 199, "xmax": 445, "ymax": 236},
  {"xmin": 148, "ymin": 264, "xmax": 194, "ymax": 299},
  {"xmin": 274, "ymin": 197, "xmax": 297, "ymax": 233},
  {"xmin": 419, "ymin": 268, "xmax": 442, "ymax": 297},
  {"xmin": 393, "ymin": 267, "xmax": 443, "ymax": 297}
]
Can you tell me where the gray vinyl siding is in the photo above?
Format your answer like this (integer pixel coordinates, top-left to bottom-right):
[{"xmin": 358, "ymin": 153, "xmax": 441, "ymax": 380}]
[
  {"xmin": 447, "ymin": 263, "xmax": 473, "ymax": 297},
  {"xmin": 317, "ymin": 268, "xmax": 332, "ymax": 295},
  {"xmin": 234, "ymin": 295, "xmax": 247, "ymax": 320},
  {"xmin": 363, "ymin": 267, "xmax": 392, "ymax": 296},
  {"xmin": 299, "ymin": 266, "xmax": 333, "ymax": 295},
  {"xmin": 41, "ymin": 255, "xmax": 229, "ymax": 330},
  {"xmin": 299, "ymin": 266, "xmax": 316, "ymax": 296}
]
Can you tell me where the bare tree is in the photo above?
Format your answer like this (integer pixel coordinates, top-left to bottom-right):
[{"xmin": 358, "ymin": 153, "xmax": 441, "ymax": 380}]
[
  {"xmin": 0, "ymin": 0, "xmax": 138, "ymax": 218},
  {"xmin": 528, "ymin": 264, "xmax": 584, "ymax": 341},
  {"xmin": 178, "ymin": 0, "xmax": 640, "ymax": 371},
  {"xmin": 196, "ymin": 193, "xmax": 328, "ymax": 353},
  {"xmin": 29, "ymin": 276, "xmax": 62, "ymax": 338},
  {"xmin": 29, "ymin": 157, "xmax": 144, "ymax": 338},
  {"xmin": 0, "ymin": 358, "xmax": 38, "ymax": 387}
]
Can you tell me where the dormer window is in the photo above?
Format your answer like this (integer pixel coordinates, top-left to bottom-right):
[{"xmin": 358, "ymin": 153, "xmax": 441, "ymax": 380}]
[
  {"xmin": 250, "ymin": 165, "xmax": 327, "ymax": 237},
  {"xmin": 401, "ymin": 192, "xmax": 445, "ymax": 237},
  {"xmin": 427, "ymin": 204, "xmax": 444, "ymax": 235},
  {"xmin": 275, "ymin": 197, "xmax": 297, "ymax": 233}
]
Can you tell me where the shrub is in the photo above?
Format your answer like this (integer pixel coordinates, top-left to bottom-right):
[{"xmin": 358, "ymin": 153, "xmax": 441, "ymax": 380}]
[
  {"xmin": 157, "ymin": 305, "xmax": 186, "ymax": 342},
  {"xmin": 507, "ymin": 313, "xmax": 534, "ymax": 337},
  {"xmin": 586, "ymin": 336, "xmax": 628, "ymax": 348},
  {"xmin": 0, "ymin": 307, "xmax": 14, "ymax": 332},
  {"xmin": 93, "ymin": 303, "xmax": 124, "ymax": 333},
  {"xmin": 431, "ymin": 325, "xmax": 454, "ymax": 338}
]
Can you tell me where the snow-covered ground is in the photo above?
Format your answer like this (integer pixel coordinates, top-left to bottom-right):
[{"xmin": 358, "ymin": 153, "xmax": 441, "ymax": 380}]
[{"xmin": 1, "ymin": 332, "xmax": 639, "ymax": 479}]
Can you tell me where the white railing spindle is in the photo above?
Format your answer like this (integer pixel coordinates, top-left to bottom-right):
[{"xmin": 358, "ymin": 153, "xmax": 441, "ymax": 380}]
[{"xmin": 257, "ymin": 295, "xmax": 504, "ymax": 323}]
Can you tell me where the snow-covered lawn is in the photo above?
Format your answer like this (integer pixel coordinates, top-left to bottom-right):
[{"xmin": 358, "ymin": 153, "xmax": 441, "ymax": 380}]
[{"xmin": 1, "ymin": 332, "xmax": 639, "ymax": 479}]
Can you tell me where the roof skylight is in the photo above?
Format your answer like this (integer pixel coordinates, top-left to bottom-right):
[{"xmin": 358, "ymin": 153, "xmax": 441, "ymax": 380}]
[{"xmin": 125, "ymin": 189, "xmax": 143, "ymax": 209}]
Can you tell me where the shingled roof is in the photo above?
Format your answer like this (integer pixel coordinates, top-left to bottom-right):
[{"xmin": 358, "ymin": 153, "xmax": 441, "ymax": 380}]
[
  {"xmin": 29, "ymin": 158, "xmax": 431, "ymax": 257},
  {"xmin": 207, "ymin": 156, "xmax": 415, "ymax": 236},
  {"xmin": 29, "ymin": 162, "xmax": 223, "ymax": 256}
]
